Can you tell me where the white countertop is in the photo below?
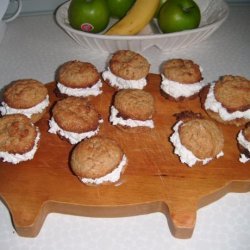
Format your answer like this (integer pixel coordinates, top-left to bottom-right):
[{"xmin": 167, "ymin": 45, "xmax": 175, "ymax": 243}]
[{"xmin": 0, "ymin": 4, "xmax": 250, "ymax": 250}]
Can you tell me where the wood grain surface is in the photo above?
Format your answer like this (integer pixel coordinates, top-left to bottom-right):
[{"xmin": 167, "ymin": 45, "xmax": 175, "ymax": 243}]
[{"xmin": 0, "ymin": 74, "xmax": 249, "ymax": 239}]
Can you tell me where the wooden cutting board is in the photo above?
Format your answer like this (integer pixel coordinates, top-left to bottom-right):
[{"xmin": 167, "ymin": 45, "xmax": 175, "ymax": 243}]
[{"xmin": 0, "ymin": 74, "xmax": 249, "ymax": 239}]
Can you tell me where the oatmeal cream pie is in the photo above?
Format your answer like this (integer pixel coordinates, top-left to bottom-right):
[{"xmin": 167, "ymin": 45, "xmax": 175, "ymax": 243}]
[
  {"xmin": 201, "ymin": 75, "xmax": 250, "ymax": 126},
  {"xmin": 160, "ymin": 59, "xmax": 205, "ymax": 101},
  {"xmin": 0, "ymin": 114, "xmax": 40, "ymax": 164},
  {"xmin": 0, "ymin": 79, "xmax": 49, "ymax": 123},
  {"xmin": 56, "ymin": 60, "xmax": 102, "ymax": 97},
  {"xmin": 237, "ymin": 123, "xmax": 250, "ymax": 163},
  {"xmin": 170, "ymin": 111, "xmax": 224, "ymax": 167},
  {"xmin": 102, "ymin": 50, "xmax": 150, "ymax": 89},
  {"xmin": 48, "ymin": 97, "xmax": 103, "ymax": 144},
  {"xmin": 110, "ymin": 89, "xmax": 155, "ymax": 132},
  {"xmin": 71, "ymin": 136, "xmax": 127, "ymax": 185}
]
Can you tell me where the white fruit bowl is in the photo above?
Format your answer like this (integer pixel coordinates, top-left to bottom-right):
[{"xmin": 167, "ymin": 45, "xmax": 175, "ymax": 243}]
[{"xmin": 55, "ymin": 0, "xmax": 229, "ymax": 53}]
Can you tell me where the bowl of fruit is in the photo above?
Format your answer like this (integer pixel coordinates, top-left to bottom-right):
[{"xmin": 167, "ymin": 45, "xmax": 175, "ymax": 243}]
[{"xmin": 55, "ymin": 0, "xmax": 229, "ymax": 52}]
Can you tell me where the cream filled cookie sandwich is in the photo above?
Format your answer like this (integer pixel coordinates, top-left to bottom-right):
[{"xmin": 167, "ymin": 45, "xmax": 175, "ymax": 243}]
[
  {"xmin": 0, "ymin": 79, "xmax": 49, "ymax": 123},
  {"xmin": 170, "ymin": 111, "xmax": 224, "ymax": 167},
  {"xmin": 102, "ymin": 50, "xmax": 150, "ymax": 89},
  {"xmin": 160, "ymin": 59, "xmax": 205, "ymax": 101},
  {"xmin": 201, "ymin": 75, "xmax": 250, "ymax": 126},
  {"xmin": 0, "ymin": 114, "xmax": 40, "ymax": 164},
  {"xmin": 237, "ymin": 123, "xmax": 250, "ymax": 163},
  {"xmin": 110, "ymin": 89, "xmax": 155, "ymax": 133},
  {"xmin": 71, "ymin": 136, "xmax": 127, "ymax": 185},
  {"xmin": 56, "ymin": 60, "xmax": 102, "ymax": 97},
  {"xmin": 48, "ymin": 97, "xmax": 102, "ymax": 144}
]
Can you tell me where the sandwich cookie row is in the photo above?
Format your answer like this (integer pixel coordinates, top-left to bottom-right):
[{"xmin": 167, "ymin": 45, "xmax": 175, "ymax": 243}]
[{"xmin": 0, "ymin": 49, "xmax": 249, "ymax": 176}]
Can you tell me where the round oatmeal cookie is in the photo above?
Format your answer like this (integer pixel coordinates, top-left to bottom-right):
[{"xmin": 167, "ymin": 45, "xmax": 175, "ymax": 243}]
[
  {"xmin": 0, "ymin": 114, "xmax": 38, "ymax": 154},
  {"xmin": 52, "ymin": 97, "xmax": 100, "ymax": 133},
  {"xmin": 109, "ymin": 50, "xmax": 150, "ymax": 80},
  {"xmin": 71, "ymin": 136, "xmax": 125, "ymax": 180},
  {"xmin": 3, "ymin": 79, "xmax": 48, "ymax": 109},
  {"xmin": 214, "ymin": 75, "xmax": 250, "ymax": 112},
  {"xmin": 114, "ymin": 89, "xmax": 155, "ymax": 120},
  {"xmin": 179, "ymin": 118, "xmax": 224, "ymax": 160},
  {"xmin": 170, "ymin": 111, "xmax": 224, "ymax": 167},
  {"xmin": 1, "ymin": 79, "xmax": 49, "ymax": 123},
  {"xmin": 200, "ymin": 75, "xmax": 250, "ymax": 126},
  {"xmin": 160, "ymin": 59, "xmax": 205, "ymax": 101},
  {"xmin": 57, "ymin": 60, "xmax": 100, "ymax": 88},
  {"xmin": 162, "ymin": 59, "xmax": 202, "ymax": 84}
]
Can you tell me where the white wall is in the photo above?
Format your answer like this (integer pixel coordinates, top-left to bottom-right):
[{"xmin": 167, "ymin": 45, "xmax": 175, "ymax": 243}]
[{"xmin": 6, "ymin": 0, "xmax": 250, "ymax": 16}]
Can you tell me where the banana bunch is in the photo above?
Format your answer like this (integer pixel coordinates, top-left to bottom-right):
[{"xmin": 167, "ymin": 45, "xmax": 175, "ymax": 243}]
[{"xmin": 105, "ymin": 0, "xmax": 160, "ymax": 35}]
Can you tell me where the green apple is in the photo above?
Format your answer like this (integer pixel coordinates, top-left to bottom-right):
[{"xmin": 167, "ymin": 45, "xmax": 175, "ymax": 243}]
[
  {"xmin": 157, "ymin": 0, "xmax": 201, "ymax": 33},
  {"xmin": 68, "ymin": 0, "xmax": 110, "ymax": 33},
  {"xmin": 107, "ymin": 0, "xmax": 135, "ymax": 19}
]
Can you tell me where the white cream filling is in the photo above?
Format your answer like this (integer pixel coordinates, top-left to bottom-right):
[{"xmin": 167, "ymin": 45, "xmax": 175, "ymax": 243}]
[
  {"xmin": 0, "ymin": 95, "xmax": 49, "ymax": 118},
  {"xmin": 237, "ymin": 130, "xmax": 250, "ymax": 163},
  {"xmin": 170, "ymin": 121, "xmax": 224, "ymax": 167},
  {"xmin": 109, "ymin": 106, "xmax": 154, "ymax": 128},
  {"xmin": 102, "ymin": 68, "xmax": 147, "ymax": 89},
  {"xmin": 48, "ymin": 117, "xmax": 102, "ymax": 144},
  {"xmin": 0, "ymin": 128, "xmax": 40, "ymax": 164},
  {"xmin": 238, "ymin": 130, "xmax": 250, "ymax": 151},
  {"xmin": 57, "ymin": 79, "xmax": 102, "ymax": 97},
  {"xmin": 204, "ymin": 83, "xmax": 250, "ymax": 121},
  {"xmin": 80, "ymin": 154, "xmax": 127, "ymax": 185},
  {"xmin": 239, "ymin": 154, "xmax": 249, "ymax": 163},
  {"xmin": 160, "ymin": 74, "xmax": 206, "ymax": 99}
]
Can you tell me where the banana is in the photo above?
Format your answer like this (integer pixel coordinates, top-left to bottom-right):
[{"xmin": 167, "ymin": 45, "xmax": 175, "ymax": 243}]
[{"xmin": 105, "ymin": 0, "xmax": 160, "ymax": 36}]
